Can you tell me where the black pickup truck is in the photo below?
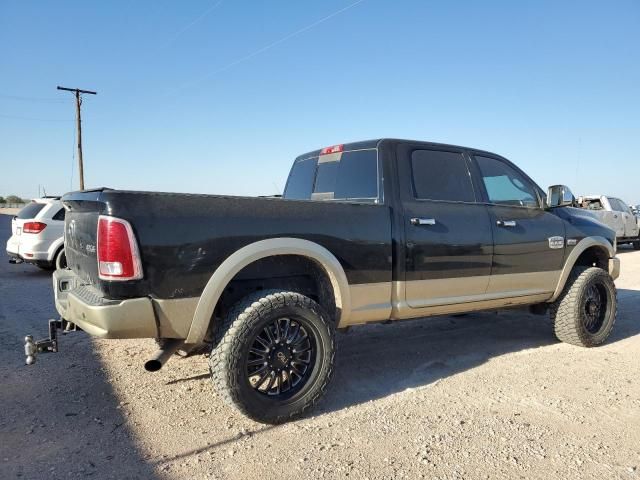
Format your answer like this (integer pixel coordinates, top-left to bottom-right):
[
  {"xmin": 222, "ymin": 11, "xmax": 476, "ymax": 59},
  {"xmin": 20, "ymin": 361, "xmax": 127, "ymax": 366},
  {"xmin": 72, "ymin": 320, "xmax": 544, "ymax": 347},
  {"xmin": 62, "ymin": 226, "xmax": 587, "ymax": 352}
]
[{"xmin": 31, "ymin": 139, "xmax": 619, "ymax": 423}]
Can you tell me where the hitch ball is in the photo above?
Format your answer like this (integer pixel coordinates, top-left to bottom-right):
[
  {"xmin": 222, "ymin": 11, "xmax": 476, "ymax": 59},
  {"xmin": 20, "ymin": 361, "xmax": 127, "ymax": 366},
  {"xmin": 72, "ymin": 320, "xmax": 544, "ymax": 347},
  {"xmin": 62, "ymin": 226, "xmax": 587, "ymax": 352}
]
[{"xmin": 24, "ymin": 335, "xmax": 37, "ymax": 365}]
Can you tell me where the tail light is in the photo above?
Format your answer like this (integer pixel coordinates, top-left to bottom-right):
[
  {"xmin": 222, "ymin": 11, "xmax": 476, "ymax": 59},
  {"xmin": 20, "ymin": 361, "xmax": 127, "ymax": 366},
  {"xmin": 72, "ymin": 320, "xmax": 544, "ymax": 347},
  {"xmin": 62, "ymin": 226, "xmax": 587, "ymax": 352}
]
[
  {"xmin": 23, "ymin": 222, "xmax": 47, "ymax": 234},
  {"xmin": 97, "ymin": 215, "xmax": 143, "ymax": 281}
]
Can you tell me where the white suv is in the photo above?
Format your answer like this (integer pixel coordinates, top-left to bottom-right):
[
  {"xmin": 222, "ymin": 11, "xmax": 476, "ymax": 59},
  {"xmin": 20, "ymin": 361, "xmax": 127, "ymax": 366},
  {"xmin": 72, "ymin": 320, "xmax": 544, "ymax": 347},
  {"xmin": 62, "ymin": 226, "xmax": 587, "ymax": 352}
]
[{"xmin": 6, "ymin": 197, "xmax": 66, "ymax": 270}]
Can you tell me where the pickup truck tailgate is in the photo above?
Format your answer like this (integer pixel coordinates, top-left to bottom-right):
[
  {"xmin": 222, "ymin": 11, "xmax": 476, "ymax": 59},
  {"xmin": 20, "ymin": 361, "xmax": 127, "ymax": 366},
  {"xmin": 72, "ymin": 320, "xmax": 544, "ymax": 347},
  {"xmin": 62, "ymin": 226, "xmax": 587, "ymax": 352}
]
[{"xmin": 62, "ymin": 191, "xmax": 106, "ymax": 286}]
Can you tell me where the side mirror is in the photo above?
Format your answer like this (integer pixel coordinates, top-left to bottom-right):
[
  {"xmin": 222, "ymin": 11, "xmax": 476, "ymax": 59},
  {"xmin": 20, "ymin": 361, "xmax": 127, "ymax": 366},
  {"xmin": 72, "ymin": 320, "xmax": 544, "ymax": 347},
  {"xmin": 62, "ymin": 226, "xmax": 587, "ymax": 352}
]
[{"xmin": 547, "ymin": 185, "xmax": 575, "ymax": 208}]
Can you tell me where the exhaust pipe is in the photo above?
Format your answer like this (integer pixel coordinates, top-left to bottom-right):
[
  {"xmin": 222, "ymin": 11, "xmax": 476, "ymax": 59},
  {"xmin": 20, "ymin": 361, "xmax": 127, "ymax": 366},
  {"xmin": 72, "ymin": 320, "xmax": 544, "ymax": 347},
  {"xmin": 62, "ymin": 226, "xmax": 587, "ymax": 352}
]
[{"xmin": 144, "ymin": 339, "xmax": 184, "ymax": 372}]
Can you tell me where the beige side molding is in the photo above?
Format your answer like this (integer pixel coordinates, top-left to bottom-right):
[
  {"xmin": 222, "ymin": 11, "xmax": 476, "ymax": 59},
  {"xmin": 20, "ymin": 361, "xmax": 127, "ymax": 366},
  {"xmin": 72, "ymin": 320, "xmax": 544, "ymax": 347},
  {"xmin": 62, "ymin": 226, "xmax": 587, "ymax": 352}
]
[
  {"xmin": 548, "ymin": 236, "xmax": 614, "ymax": 302},
  {"xmin": 185, "ymin": 238, "xmax": 352, "ymax": 344}
]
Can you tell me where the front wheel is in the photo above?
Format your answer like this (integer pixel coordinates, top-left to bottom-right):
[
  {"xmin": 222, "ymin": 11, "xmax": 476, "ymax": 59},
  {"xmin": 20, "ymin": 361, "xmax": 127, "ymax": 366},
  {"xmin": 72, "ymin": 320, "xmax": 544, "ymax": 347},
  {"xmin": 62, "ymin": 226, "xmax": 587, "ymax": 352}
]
[
  {"xmin": 209, "ymin": 290, "xmax": 335, "ymax": 424},
  {"xmin": 550, "ymin": 266, "xmax": 617, "ymax": 347}
]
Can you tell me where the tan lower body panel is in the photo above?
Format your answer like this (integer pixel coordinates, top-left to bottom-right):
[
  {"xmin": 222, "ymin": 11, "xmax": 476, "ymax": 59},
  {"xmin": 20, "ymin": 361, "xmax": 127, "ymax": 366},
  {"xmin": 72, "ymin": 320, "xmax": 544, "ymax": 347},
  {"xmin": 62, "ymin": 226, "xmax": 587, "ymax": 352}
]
[
  {"xmin": 405, "ymin": 275, "xmax": 489, "ymax": 308},
  {"xmin": 155, "ymin": 272, "xmax": 562, "ymax": 333},
  {"xmin": 345, "ymin": 282, "xmax": 393, "ymax": 326},
  {"xmin": 486, "ymin": 270, "xmax": 561, "ymax": 295},
  {"xmin": 153, "ymin": 297, "xmax": 199, "ymax": 338},
  {"xmin": 344, "ymin": 272, "xmax": 560, "ymax": 326},
  {"xmin": 392, "ymin": 291, "xmax": 552, "ymax": 321}
]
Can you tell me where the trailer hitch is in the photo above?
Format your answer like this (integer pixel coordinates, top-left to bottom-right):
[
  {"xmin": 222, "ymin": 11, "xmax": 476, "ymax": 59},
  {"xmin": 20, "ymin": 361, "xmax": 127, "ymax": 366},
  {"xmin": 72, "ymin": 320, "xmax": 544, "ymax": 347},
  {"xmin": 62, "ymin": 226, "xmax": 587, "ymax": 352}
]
[{"xmin": 24, "ymin": 319, "xmax": 76, "ymax": 365}]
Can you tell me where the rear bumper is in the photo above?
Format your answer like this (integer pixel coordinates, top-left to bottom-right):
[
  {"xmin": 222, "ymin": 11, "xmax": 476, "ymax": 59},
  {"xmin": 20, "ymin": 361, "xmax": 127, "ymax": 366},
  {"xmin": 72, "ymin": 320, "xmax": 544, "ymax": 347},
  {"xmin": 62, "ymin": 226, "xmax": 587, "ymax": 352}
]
[
  {"xmin": 609, "ymin": 257, "xmax": 620, "ymax": 281},
  {"xmin": 53, "ymin": 269, "xmax": 158, "ymax": 338},
  {"xmin": 6, "ymin": 234, "xmax": 54, "ymax": 262}
]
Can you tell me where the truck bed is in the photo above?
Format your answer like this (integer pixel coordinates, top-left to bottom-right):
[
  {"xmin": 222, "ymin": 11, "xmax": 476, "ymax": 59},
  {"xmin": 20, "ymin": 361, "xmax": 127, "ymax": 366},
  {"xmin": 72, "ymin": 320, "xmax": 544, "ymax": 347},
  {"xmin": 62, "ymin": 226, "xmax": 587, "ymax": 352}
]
[{"xmin": 62, "ymin": 189, "xmax": 393, "ymax": 300}]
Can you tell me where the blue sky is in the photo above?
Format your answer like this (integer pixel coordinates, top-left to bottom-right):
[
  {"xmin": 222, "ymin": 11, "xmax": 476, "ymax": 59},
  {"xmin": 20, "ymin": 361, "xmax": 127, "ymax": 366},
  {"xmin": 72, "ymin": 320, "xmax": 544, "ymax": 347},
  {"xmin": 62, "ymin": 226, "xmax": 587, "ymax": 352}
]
[{"xmin": 1, "ymin": 0, "xmax": 639, "ymax": 203}]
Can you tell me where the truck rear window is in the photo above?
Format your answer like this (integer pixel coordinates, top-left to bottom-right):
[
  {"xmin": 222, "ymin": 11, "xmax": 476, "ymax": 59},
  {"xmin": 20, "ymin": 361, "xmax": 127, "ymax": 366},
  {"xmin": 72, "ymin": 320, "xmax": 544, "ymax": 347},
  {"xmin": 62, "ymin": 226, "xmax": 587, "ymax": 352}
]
[
  {"xmin": 17, "ymin": 202, "xmax": 45, "ymax": 219},
  {"xmin": 284, "ymin": 149, "xmax": 379, "ymax": 202}
]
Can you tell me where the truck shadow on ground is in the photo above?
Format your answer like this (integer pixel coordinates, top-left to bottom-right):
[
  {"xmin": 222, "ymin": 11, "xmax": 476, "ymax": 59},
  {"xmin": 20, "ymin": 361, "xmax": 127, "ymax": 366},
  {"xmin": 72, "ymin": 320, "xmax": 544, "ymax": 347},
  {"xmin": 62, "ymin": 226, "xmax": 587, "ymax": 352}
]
[
  {"xmin": 0, "ymin": 215, "xmax": 159, "ymax": 480},
  {"xmin": 316, "ymin": 287, "xmax": 640, "ymax": 416},
  {"xmin": 0, "ymin": 333, "xmax": 161, "ymax": 479}
]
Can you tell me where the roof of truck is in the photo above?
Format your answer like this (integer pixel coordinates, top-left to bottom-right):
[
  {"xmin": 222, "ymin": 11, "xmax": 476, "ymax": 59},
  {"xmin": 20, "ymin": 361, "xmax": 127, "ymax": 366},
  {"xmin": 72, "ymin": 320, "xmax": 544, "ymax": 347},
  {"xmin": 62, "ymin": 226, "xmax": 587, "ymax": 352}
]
[{"xmin": 295, "ymin": 138, "xmax": 505, "ymax": 161}]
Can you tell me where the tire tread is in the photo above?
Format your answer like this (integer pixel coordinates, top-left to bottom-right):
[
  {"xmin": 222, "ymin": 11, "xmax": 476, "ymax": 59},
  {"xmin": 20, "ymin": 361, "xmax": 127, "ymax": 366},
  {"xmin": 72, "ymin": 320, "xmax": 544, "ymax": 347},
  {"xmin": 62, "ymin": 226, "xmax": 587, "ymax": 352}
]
[
  {"xmin": 208, "ymin": 290, "xmax": 335, "ymax": 423},
  {"xmin": 550, "ymin": 266, "xmax": 617, "ymax": 347}
]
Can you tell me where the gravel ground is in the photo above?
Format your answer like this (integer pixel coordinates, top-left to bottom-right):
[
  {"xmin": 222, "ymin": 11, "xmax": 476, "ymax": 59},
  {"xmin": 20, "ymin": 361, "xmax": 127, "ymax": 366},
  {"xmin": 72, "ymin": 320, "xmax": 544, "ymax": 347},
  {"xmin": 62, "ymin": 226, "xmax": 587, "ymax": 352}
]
[{"xmin": 1, "ymin": 213, "xmax": 639, "ymax": 479}]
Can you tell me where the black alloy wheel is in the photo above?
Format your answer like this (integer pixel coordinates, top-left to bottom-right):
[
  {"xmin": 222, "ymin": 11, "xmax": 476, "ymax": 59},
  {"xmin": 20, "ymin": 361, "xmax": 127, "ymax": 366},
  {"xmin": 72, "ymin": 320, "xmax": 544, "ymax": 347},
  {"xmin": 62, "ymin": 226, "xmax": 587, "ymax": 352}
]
[
  {"xmin": 246, "ymin": 317, "xmax": 315, "ymax": 397},
  {"xmin": 582, "ymin": 282, "xmax": 609, "ymax": 334},
  {"xmin": 209, "ymin": 290, "xmax": 335, "ymax": 424}
]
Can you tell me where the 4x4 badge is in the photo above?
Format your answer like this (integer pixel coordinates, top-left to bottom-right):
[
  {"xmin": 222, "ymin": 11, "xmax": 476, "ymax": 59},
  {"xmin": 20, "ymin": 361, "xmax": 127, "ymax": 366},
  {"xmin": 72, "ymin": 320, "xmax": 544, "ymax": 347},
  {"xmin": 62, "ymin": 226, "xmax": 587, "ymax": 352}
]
[{"xmin": 548, "ymin": 236, "xmax": 565, "ymax": 249}]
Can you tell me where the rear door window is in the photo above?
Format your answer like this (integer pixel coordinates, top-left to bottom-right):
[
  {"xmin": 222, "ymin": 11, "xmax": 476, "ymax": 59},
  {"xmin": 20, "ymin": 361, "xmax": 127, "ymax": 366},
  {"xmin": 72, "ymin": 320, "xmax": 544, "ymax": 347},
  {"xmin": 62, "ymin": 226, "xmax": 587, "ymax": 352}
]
[
  {"xmin": 410, "ymin": 150, "xmax": 475, "ymax": 202},
  {"xmin": 284, "ymin": 149, "xmax": 379, "ymax": 202},
  {"xmin": 17, "ymin": 202, "xmax": 45, "ymax": 219}
]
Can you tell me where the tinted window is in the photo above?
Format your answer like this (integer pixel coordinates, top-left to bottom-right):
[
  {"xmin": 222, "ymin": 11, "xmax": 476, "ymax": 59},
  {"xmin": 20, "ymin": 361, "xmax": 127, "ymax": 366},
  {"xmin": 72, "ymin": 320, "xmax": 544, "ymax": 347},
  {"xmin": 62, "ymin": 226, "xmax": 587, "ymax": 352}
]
[
  {"xmin": 610, "ymin": 198, "xmax": 629, "ymax": 213},
  {"xmin": 52, "ymin": 208, "xmax": 65, "ymax": 221},
  {"xmin": 607, "ymin": 198, "xmax": 621, "ymax": 211},
  {"xmin": 284, "ymin": 149, "xmax": 379, "ymax": 202},
  {"xmin": 17, "ymin": 202, "xmax": 45, "ymax": 219},
  {"xmin": 410, "ymin": 150, "xmax": 475, "ymax": 202},
  {"xmin": 331, "ymin": 150, "xmax": 378, "ymax": 200},
  {"xmin": 475, "ymin": 156, "xmax": 538, "ymax": 208},
  {"xmin": 284, "ymin": 157, "xmax": 317, "ymax": 200}
]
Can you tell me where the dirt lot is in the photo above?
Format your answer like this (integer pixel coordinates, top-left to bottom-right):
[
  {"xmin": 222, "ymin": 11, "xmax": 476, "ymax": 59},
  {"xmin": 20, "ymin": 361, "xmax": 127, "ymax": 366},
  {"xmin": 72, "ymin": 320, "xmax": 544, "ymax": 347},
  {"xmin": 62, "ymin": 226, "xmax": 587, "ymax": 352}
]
[{"xmin": 1, "ymin": 213, "xmax": 639, "ymax": 480}]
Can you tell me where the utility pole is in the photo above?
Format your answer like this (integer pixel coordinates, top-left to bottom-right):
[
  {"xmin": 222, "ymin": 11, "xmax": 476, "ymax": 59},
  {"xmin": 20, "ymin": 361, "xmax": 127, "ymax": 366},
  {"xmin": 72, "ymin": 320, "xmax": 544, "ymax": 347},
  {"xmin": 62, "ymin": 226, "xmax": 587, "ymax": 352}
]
[{"xmin": 57, "ymin": 86, "xmax": 97, "ymax": 190}]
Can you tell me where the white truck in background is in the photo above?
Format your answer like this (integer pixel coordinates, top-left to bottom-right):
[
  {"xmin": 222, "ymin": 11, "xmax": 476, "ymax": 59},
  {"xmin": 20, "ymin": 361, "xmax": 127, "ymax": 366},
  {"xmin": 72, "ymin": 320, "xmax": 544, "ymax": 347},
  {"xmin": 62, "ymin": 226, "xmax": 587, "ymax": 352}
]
[{"xmin": 579, "ymin": 195, "xmax": 640, "ymax": 249}]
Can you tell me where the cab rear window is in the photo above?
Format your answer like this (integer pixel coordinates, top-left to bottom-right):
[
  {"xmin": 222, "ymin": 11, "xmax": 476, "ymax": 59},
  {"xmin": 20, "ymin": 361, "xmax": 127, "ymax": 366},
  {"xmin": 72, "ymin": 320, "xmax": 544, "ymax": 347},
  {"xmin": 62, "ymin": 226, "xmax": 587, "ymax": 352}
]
[
  {"xmin": 284, "ymin": 149, "xmax": 379, "ymax": 202},
  {"xmin": 17, "ymin": 202, "xmax": 45, "ymax": 219}
]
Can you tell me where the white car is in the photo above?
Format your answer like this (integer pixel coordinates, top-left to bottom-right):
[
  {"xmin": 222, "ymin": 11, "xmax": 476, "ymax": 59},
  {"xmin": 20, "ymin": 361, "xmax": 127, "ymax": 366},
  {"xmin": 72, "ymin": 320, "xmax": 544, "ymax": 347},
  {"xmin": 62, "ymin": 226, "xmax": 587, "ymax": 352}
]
[{"xmin": 6, "ymin": 197, "xmax": 67, "ymax": 270}]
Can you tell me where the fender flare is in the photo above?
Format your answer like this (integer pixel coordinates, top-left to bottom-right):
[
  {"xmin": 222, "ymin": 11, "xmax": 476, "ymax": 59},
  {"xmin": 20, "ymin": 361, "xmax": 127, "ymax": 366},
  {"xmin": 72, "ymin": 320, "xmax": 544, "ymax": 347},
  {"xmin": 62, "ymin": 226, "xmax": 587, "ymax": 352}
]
[
  {"xmin": 549, "ymin": 236, "xmax": 614, "ymax": 302},
  {"xmin": 47, "ymin": 237, "xmax": 65, "ymax": 262},
  {"xmin": 185, "ymin": 238, "xmax": 352, "ymax": 344}
]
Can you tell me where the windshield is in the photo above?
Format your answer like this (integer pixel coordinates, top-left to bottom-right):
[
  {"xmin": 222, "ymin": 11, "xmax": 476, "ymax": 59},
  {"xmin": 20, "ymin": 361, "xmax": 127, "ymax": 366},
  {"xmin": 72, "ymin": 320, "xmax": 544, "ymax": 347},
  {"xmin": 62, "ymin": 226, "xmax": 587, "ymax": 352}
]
[{"xmin": 283, "ymin": 149, "xmax": 379, "ymax": 202}]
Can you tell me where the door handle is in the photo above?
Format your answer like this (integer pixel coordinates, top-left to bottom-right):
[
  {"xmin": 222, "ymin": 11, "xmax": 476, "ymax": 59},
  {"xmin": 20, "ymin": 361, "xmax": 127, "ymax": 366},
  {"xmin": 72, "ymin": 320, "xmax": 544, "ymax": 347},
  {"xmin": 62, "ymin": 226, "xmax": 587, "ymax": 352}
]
[
  {"xmin": 496, "ymin": 220, "xmax": 517, "ymax": 227},
  {"xmin": 410, "ymin": 218, "xmax": 436, "ymax": 226}
]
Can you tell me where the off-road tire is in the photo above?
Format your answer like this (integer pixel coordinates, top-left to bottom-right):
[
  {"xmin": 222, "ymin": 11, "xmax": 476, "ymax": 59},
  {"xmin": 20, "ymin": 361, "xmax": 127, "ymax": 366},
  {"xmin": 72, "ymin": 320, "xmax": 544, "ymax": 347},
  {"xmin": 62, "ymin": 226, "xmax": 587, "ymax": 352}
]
[
  {"xmin": 550, "ymin": 266, "xmax": 617, "ymax": 347},
  {"xmin": 209, "ymin": 290, "xmax": 335, "ymax": 424}
]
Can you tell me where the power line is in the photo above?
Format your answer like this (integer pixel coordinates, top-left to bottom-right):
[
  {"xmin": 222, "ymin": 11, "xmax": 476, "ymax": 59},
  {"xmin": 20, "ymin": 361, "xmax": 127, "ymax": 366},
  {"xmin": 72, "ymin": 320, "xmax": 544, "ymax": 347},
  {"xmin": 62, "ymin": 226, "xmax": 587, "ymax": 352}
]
[
  {"xmin": 176, "ymin": 0, "xmax": 367, "ymax": 91},
  {"xmin": 0, "ymin": 94, "xmax": 67, "ymax": 104},
  {"xmin": 162, "ymin": 0, "xmax": 225, "ymax": 49},
  {"xmin": 0, "ymin": 113, "xmax": 73, "ymax": 122}
]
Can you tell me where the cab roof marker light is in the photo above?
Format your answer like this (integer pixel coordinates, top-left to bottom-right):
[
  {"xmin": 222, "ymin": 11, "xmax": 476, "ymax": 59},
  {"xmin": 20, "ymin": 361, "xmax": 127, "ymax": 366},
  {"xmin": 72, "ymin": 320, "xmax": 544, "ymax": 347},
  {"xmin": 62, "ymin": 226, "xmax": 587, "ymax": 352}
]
[{"xmin": 320, "ymin": 144, "xmax": 343, "ymax": 155}]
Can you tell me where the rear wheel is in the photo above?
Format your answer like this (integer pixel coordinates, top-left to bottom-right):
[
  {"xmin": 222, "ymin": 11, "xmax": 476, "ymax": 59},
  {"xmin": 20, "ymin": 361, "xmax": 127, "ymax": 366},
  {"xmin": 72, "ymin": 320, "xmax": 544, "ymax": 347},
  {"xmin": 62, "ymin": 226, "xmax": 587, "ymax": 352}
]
[
  {"xmin": 55, "ymin": 248, "xmax": 67, "ymax": 270},
  {"xmin": 550, "ymin": 266, "xmax": 617, "ymax": 347},
  {"xmin": 209, "ymin": 290, "xmax": 335, "ymax": 424}
]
